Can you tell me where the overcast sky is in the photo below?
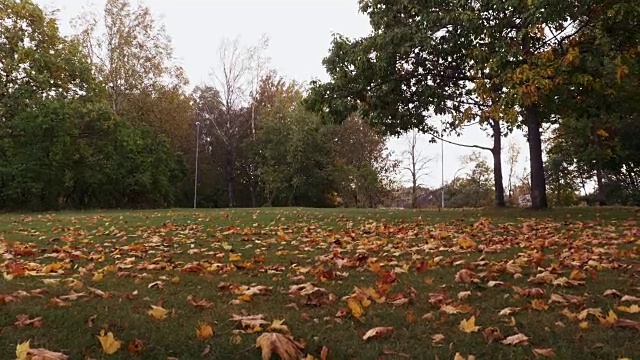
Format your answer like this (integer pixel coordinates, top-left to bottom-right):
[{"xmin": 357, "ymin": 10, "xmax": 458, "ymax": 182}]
[{"xmin": 35, "ymin": 0, "xmax": 530, "ymax": 189}]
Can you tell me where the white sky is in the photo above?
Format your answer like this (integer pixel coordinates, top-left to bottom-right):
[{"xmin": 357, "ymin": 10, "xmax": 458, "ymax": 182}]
[{"xmin": 35, "ymin": 0, "xmax": 530, "ymax": 189}]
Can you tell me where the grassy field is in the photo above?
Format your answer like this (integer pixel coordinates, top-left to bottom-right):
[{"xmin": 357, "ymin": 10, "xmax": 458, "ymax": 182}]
[{"xmin": 0, "ymin": 207, "xmax": 639, "ymax": 359}]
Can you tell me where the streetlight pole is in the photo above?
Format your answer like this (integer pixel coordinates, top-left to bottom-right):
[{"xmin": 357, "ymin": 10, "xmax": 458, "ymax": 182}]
[
  {"xmin": 194, "ymin": 122, "xmax": 200, "ymax": 209},
  {"xmin": 441, "ymin": 118, "xmax": 445, "ymax": 209}
]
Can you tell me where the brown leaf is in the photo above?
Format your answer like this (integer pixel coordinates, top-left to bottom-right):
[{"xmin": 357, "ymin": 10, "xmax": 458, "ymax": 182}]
[
  {"xmin": 255, "ymin": 332, "xmax": 304, "ymax": 360},
  {"xmin": 362, "ymin": 326, "xmax": 394, "ymax": 340},
  {"xmin": 613, "ymin": 318, "xmax": 640, "ymax": 331},
  {"xmin": 482, "ymin": 327, "xmax": 503, "ymax": 343},
  {"xmin": 455, "ymin": 269, "xmax": 478, "ymax": 283},
  {"xmin": 501, "ymin": 333, "xmax": 529, "ymax": 346},
  {"xmin": 187, "ymin": 295, "xmax": 213, "ymax": 309},
  {"xmin": 533, "ymin": 348, "xmax": 556, "ymax": 357},
  {"xmin": 431, "ymin": 333, "xmax": 445, "ymax": 346},
  {"xmin": 48, "ymin": 298, "xmax": 71, "ymax": 307},
  {"xmin": 86, "ymin": 315, "xmax": 97, "ymax": 328},
  {"xmin": 15, "ymin": 314, "xmax": 43, "ymax": 328},
  {"xmin": 25, "ymin": 348, "xmax": 69, "ymax": 360},
  {"xmin": 320, "ymin": 346, "xmax": 329, "ymax": 360}
]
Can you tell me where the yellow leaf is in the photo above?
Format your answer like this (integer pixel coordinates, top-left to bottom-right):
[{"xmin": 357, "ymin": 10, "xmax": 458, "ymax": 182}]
[
  {"xmin": 147, "ymin": 305, "xmax": 169, "ymax": 320},
  {"xmin": 92, "ymin": 272, "xmax": 104, "ymax": 282},
  {"xmin": 196, "ymin": 322, "xmax": 214, "ymax": 341},
  {"xmin": 459, "ymin": 316, "xmax": 480, "ymax": 333},
  {"xmin": 596, "ymin": 129, "xmax": 609, "ymax": 138},
  {"xmin": 579, "ymin": 321, "xmax": 589, "ymax": 330},
  {"xmin": 456, "ymin": 236, "xmax": 477, "ymax": 250},
  {"xmin": 569, "ymin": 269, "xmax": 586, "ymax": 281},
  {"xmin": 599, "ymin": 309, "xmax": 618, "ymax": 326},
  {"xmin": 617, "ymin": 304, "xmax": 640, "ymax": 314},
  {"xmin": 16, "ymin": 340, "xmax": 30, "ymax": 360},
  {"xmin": 268, "ymin": 319, "xmax": 290, "ymax": 334},
  {"xmin": 348, "ymin": 298, "xmax": 364, "ymax": 320},
  {"xmin": 229, "ymin": 253, "xmax": 241, "ymax": 262},
  {"xmin": 97, "ymin": 330, "xmax": 122, "ymax": 355},
  {"xmin": 361, "ymin": 298, "xmax": 372, "ymax": 308}
]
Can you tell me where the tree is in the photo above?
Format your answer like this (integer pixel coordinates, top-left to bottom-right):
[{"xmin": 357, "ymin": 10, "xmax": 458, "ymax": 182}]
[
  {"xmin": 329, "ymin": 116, "xmax": 397, "ymax": 208},
  {"xmin": 399, "ymin": 130, "xmax": 434, "ymax": 208},
  {"xmin": 505, "ymin": 139, "xmax": 522, "ymax": 205},
  {"xmin": 249, "ymin": 84, "xmax": 336, "ymax": 207},
  {"xmin": 545, "ymin": 6, "xmax": 640, "ymax": 206},
  {"xmin": 71, "ymin": 0, "xmax": 194, "ymax": 160},
  {"xmin": 197, "ymin": 37, "xmax": 271, "ymax": 207},
  {"xmin": 0, "ymin": 0, "xmax": 182, "ymax": 210},
  {"xmin": 444, "ymin": 152, "xmax": 494, "ymax": 208},
  {"xmin": 307, "ymin": 0, "xmax": 640, "ymax": 209}
]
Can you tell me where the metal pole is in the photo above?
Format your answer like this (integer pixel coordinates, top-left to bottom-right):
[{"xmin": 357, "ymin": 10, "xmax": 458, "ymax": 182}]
[
  {"xmin": 194, "ymin": 122, "xmax": 200, "ymax": 209},
  {"xmin": 441, "ymin": 118, "xmax": 445, "ymax": 209}
]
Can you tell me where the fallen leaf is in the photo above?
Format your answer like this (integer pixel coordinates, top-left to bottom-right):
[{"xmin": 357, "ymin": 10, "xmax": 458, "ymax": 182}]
[
  {"xmin": 531, "ymin": 299, "xmax": 549, "ymax": 311},
  {"xmin": 15, "ymin": 314, "xmax": 43, "ymax": 328},
  {"xmin": 533, "ymin": 348, "xmax": 556, "ymax": 357},
  {"xmin": 16, "ymin": 340, "xmax": 30, "ymax": 360},
  {"xmin": 362, "ymin": 326, "xmax": 394, "ymax": 340},
  {"xmin": 459, "ymin": 316, "xmax": 480, "ymax": 333},
  {"xmin": 147, "ymin": 305, "xmax": 169, "ymax": 320},
  {"xmin": 617, "ymin": 305, "xmax": 640, "ymax": 314},
  {"xmin": 431, "ymin": 333, "xmax": 445, "ymax": 345},
  {"xmin": 621, "ymin": 295, "xmax": 640, "ymax": 302},
  {"xmin": 83, "ymin": 315, "xmax": 96, "ymax": 329},
  {"xmin": 501, "ymin": 333, "xmax": 529, "ymax": 346},
  {"xmin": 97, "ymin": 330, "xmax": 122, "ymax": 355},
  {"xmin": 196, "ymin": 322, "xmax": 214, "ymax": 340},
  {"xmin": 320, "ymin": 346, "xmax": 329, "ymax": 360},
  {"xmin": 255, "ymin": 332, "xmax": 304, "ymax": 360},
  {"xmin": 483, "ymin": 327, "xmax": 503, "ymax": 343},
  {"xmin": 187, "ymin": 295, "xmax": 213, "ymax": 309},
  {"xmin": 201, "ymin": 344, "xmax": 211, "ymax": 357},
  {"xmin": 126, "ymin": 339, "xmax": 145, "ymax": 355},
  {"xmin": 347, "ymin": 298, "xmax": 364, "ymax": 320}
]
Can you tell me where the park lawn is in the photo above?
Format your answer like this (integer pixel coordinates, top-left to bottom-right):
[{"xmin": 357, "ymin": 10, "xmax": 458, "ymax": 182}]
[{"xmin": 0, "ymin": 207, "xmax": 639, "ymax": 359}]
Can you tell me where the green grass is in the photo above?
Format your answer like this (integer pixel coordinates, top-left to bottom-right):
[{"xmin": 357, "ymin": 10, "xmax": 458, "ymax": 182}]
[{"xmin": 1, "ymin": 207, "xmax": 639, "ymax": 359}]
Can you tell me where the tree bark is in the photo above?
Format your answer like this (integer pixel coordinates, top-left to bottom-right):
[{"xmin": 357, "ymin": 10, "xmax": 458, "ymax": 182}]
[
  {"xmin": 595, "ymin": 163, "xmax": 606, "ymax": 206},
  {"xmin": 525, "ymin": 105, "xmax": 548, "ymax": 209},
  {"xmin": 491, "ymin": 119, "xmax": 506, "ymax": 207}
]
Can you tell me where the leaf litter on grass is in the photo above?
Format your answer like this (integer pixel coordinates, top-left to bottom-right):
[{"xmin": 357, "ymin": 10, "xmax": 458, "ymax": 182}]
[{"xmin": 0, "ymin": 209, "xmax": 639, "ymax": 358}]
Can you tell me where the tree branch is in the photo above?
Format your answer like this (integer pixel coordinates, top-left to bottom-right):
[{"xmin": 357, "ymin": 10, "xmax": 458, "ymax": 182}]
[{"xmin": 430, "ymin": 134, "xmax": 493, "ymax": 152}]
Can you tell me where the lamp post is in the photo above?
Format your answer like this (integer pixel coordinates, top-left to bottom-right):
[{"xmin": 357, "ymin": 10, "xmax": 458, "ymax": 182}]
[
  {"xmin": 194, "ymin": 122, "xmax": 200, "ymax": 209},
  {"xmin": 441, "ymin": 118, "xmax": 445, "ymax": 209}
]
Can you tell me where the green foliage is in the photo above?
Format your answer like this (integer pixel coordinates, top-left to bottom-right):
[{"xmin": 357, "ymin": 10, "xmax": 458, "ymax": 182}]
[
  {"xmin": 544, "ymin": 155, "xmax": 580, "ymax": 207},
  {"xmin": 328, "ymin": 117, "xmax": 397, "ymax": 207},
  {"xmin": 0, "ymin": 0, "xmax": 184, "ymax": 211},
  {"xmin": 250, "ymin": 101, "xmax": 337, "ymax": 207},
  {"xmin": 444, "ymin": 152, "xmax": 494, "ymax": 208}
]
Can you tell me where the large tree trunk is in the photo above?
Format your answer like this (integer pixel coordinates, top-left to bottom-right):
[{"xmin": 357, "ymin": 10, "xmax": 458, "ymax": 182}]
[
  {"xmin": 525, "ymin": 105, "xmax": 548, "ymax": 209},
  {"xmin": 491, "ymin": 119, "xmax": 506, "ymax": 207}
]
